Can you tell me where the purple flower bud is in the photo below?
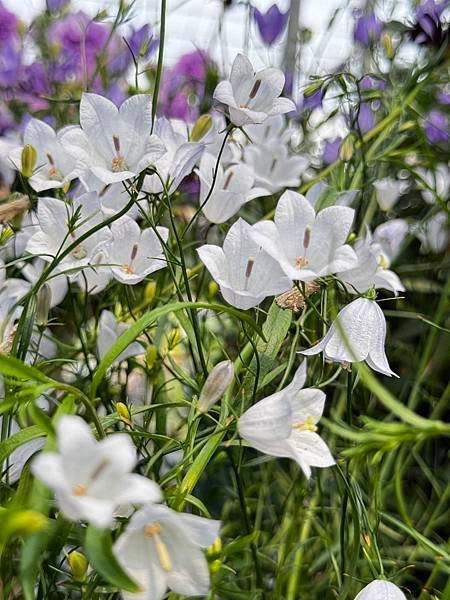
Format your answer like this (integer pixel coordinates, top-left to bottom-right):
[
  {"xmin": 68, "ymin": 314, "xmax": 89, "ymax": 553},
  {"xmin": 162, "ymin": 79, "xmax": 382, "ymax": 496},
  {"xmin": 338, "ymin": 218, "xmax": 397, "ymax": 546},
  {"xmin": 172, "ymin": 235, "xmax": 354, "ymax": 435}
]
[
  {"xmin": 0, "ymin": 1, "xmax": 18, "ymax": 44},
  {"xmin": 353, "ymin": 12, "xmax": 384, "ymax": 45},
  {"xmin": 424, "ymin": 110, "xmax": 449, "ymax": 143},
  {"xmin": 46, "ymin": 0, "xmax": 70, "ymax": 12},
  {"xmin": 357, "ymin": 102, "xmax": 376, "ymax": 134},
  {"xmin": 252, "ymin": 4, "xmax": 289, "ymax": 46},
  {"xmin": 322, "ymin": 138, "xmax": 342, "ymax": 165}
]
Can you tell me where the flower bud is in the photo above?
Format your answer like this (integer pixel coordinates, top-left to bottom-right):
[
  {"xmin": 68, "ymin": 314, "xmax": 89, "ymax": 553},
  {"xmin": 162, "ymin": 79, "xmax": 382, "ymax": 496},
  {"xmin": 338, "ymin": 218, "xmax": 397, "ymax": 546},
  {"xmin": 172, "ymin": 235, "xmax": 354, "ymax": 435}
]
[
  {"xmin": 198, "ymin": 360, "xmax": 234, "ymax": 413},
  {"xmin": 208, "ymin": 281, "xmax": 219, "ymax": 300},
  {"xmin": 146, "ymin": 345, "xmax": 158, "ymax": 369},
  {"xmin": 68, "ymin": 551, "xmax": 88, "ymax": 582},
  {"xmin": 339, "ymin": 135, "xmax": 354, "ymax": 162},
  {"xmin": 381, "ymin": 32, "xmax": 395, "ymax": 59},
  {"xmin": 210, "ymin": 559, "xmax": 222, "ymax": 574},
  {"xmin": 190, "ymin": 114, "xmax": 213, "ymax": 141},
  {"xmin": 144, "ymin": 280, "xmax": 157, "ymax": 303},
  {"xmin": 362, "ymin": 287, "xmax": 377, "ymax": 300},
  {"xmin": 303, "ymin": 80, "xmax": 323, "ymax": 98},
  {"xmin": 36, "ymin": 284, "xmax": 52, "ymax": 327},
  {"xmin": 1, "ymin": 510, "xmax": 48, "ymax": 539},
  {"xmin": 116, "ymin": 402, "xmax": 132, "ymax": 426},
  {"xmin": 21, "ymin": 145, "xmax": 37, "ymax": 178}
]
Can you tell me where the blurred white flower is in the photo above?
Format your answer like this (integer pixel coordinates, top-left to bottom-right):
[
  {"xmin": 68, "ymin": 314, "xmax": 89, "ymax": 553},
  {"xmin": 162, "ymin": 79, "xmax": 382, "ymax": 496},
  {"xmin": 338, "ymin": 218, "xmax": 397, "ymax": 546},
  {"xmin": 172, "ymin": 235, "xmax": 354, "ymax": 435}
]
[
  {"xmin": 414, "ymin": 211, "xmax": 448, "ymax": 253},
  {"xmin": 238, "ymin": 361, "xmax": 335, "ymax": 478},
  {"xmin": 373, "ymin": 219, "xmax": 409, "ymax": 264},
  {"xmin": 416, "ymin": 163, "xmax": 449, "ymax": 204},
  {"xmin": 114, "ymin": 504, "xmax": 221, "ymax": 600},
  {"xmin": 197, "ymin": 153, "xmax": 270, "ymax": 224},
  {"xmin": 31, "ymin": 415, "xmax": 162, "ymax": 528},
  {"xmin": 244, "ymin": 114, "xmax": 293, "ymax": 147},
  {"xmin": 105, "ymin": 216, "xmax": 168, "ymax": 285},
  {"xmin": 9, "ymin": 119, "xmax": 78, "ymax": 192},
  {"xmin": 61, "ymin": 93, "xmax": 165, "ymax": 185},
  {"xmin": 97, "ymin": 310, "xmax": 143, "ymax": 363},
  {"xmin": 373, "ymin": 177, "xmax": 408, "ymax": 211},
  {"xmin": 338, "ymin": 231, "xmax": 404, "ymax": 295},
  {"xmin": 250, "ymin": 190, "xmax": 357, "ymax": 282},
  {"xmin": 213, "ymin": 54, "xmax": 295, "ymax": 127},
  {"xmin": 301, "ymin": 298, "xmax": 398, "ymax": 377},
  {"xmin": 143, "ymin": 117, "xmax": 204, "ymax": 194},
  {"xmin": 244, "ymin": 143, "xmax": 309, "ymax": 194},
  {"xmin": 354, "ymin": 579, "xmax": 406, "ymax": 600},
  {"xmin": 197, "ymin": 218, "xmax": 291, "ymax": 309}
]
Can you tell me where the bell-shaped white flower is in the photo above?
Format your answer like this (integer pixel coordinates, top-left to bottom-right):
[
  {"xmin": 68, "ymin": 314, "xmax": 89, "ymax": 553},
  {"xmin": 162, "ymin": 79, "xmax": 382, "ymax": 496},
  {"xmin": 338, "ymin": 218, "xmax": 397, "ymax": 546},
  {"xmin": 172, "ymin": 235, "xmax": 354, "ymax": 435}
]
[
  {"xmin": 31, "ymin": 415, "xmax": 162, "ymax": 528},
  {"xmin": 243, "ymin": 143, "xmax": 309, "ymax": 194},
  {"xmin": 143, "ymin": 117, "xmax": 204, "ymax": 194},
  {"xmin": 61, "ymin": 93, "xmax": 166, "ymax": 185},
  {"xmin": 373, "ymin": 219, "xmax": 409, "ymax": 265},
  {"xmin": 373, "ymin": 177, "xmax": 408, "ymax": 211},
  {"xmin": 105, "ymin": 216, "xmax": 168, "ymax": 285},
  {"xmin": 21, "ymin": 258, "xmax": 68, "ymax": 308},
  {"xmin": 301, "ymin": 298, "xmax": 398, "ymax": 377},
  {"xmin": 355, "ymin": 580, "xmax": 406, "ymax": 600},
  {"xmin": 416, "ymin": 163, "xmax": 449, "ymax": 204},
  {"xmin": 197, "ymin": 218, "xmax": 291, "ymax": 309},
  {"xmin": 113, "ymin": 504, "xmax": 221, "ymax": 600},
  {"xmin": 197, "ymin": 153, "xmax": 270, "ymax": 224},
  {"xmin": 338, "ymin": 231, "xmax": 404, "ymax": 295},
  {"xmin": 238, "ymin": 361, "xmax": 335, "ymax": 478},
  {"xmin": 251, "ymin": 190, "xmax": 357, "ymax": 282},
  {"xmin": 213, "ymin": 54, "xmax": 295, "ymax": 126},
  {"xmin": 97, "ymin": 310, "xmax": 144, "ymax": 363},
  {"xmin": 77, "ymin": 172, "xmax": 141, "ymax": 219},
  {"xmin": 244, "ymin": 114, "xmax": 294, "ymax": 147},
  {"xmin": 10, "ymin": 119, "xmax": 78, "ymax": 192},
  {"xmin": 414, "ymin": 211, "xmax": 448, "ymax": 254}
]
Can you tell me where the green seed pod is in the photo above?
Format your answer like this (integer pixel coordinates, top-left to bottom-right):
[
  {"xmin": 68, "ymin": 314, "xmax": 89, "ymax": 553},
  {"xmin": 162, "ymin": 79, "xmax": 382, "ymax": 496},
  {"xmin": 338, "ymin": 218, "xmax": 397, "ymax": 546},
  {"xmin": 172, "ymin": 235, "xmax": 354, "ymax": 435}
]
[
  {"xmin": 68, "ymin": 551, "xmax": 88, "ymax": 582},
  {"xmin": 21, "ymin": 144, "xmax": 37, "ymax": 178},
  {"xmin": 190, "ymin": 114, "xmax": 213, "ymax": 142}
]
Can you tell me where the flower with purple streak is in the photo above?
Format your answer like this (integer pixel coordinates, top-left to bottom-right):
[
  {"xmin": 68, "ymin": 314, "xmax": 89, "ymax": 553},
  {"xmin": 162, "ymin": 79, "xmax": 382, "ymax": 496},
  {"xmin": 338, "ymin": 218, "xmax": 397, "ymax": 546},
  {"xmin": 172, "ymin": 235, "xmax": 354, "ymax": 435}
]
[
  {"xmin": 357, "ymin": 103, "xmax": 376, "ymax": 134},
  {"xmin": 252, "ymin": 4, "xmax": 289, "ymax": 46},
  {"xmin": 424, "ymin": 110, "xmax": 449, "ymax": 143},
  {"xmin": 322, "ymin": 138, "xmax": 342, "ymax": 165},
  {"xmin": 353, "ymin": 12, "xmax": 384, "ymax": 45}
]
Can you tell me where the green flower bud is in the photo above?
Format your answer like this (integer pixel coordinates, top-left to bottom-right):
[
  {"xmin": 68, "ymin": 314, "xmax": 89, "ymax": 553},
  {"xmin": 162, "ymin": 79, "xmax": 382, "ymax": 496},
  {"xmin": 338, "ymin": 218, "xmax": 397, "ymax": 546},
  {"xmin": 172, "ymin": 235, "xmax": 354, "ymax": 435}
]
[
  {"xmin": 190, "ymin": 114, "xmax": 213, "ymax": 142},
  {"xmin": 68, "ymin": 551, "xmax": 88, "ymax": 582},
  {"xmin": 21, "ymin": 145, "xmax": 37, "ymax": 178},
  {"xmin": 146, "ymin": 345, "xmax": 158, "ymax": 369},
  {"xmin": 36, "ymin": 284, "xmax": 52, "ymax": 328},
  {"xmin": 339, "ymin": 135, "xmax": 355, "ymax": 162},
  {"xmin": 208, "ymin": 281, "xmax": 219, "ymax": 300},
  {"xmin": 198, "ymin": 360, "xmax": 234, "ymax": 413},
  {"xmin": 116, "ymin": 402, "xmax": 132, "ymax": 426},
  {"xmin": 303, "ymin": 80, "xmax": 323, "ymax": 98}
]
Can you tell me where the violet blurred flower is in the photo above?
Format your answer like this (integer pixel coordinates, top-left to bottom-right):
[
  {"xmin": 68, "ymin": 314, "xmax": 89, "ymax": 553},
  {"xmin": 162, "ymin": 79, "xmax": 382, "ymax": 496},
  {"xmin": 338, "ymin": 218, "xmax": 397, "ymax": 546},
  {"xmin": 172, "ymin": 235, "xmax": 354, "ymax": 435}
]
[
  {"xmin": 0, "ymin": 104, "xmax": 14, "ymax": 135},
  {"xmin": 437, "ymin": 89, "xmax": 450, "ymax": 104},
  {"xmin": 322, "ymin": 138, "xmax": 342, "ymax": 165},
  {"xmin": 46, "ymin": 0, "xmax": 70, "ymax": 11},
  {"xmin": 357, "ymin": 103, "xmax": 376, "ymax": 134},
  {"xmin": 424, "ymin": 109, "xmax": 449, "ymax": 143},
  {"xmin": 360, "ymin": 74, "xmax": 387, "ymax": 91},
  {"xmin": 0, "ymin": 1, "xmax": 18, "ymax": 44},
  {"xmin": 354, "ymin": 12, "xmax": 384, "ymax": 45},
  {"xmin": 0, "ymin": 44, "xmax": 22, "ymax": 87},
  {"xmin": 411, "ymin": 0, "xmax": 450, "ymax": 46},
  {"xmin": 253, "ymin": 4, "xmax": 289, "ymax": 45},
  {"xmin": 108, "ymin": 25, "xmax": 158, "ymax": 76}
]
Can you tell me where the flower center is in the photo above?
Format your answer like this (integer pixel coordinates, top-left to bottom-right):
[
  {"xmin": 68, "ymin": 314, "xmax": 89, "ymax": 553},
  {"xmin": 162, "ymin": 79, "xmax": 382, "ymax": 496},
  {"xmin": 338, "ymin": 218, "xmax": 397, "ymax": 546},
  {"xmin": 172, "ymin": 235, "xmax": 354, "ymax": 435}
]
[
  {"xmin": 72, "ymin": 483, "xmax": 87, "ymax": 496},
  {"xmin": 295, "ymin": 256, "xmax": 309, "ymax": 269},
  {"xmin": 144, "ymin": 522, "xmax": 172, "ymax": 572},
  {"xmin": 121, "ymin": 264, "xmax": 136, "ymax": 275},
  {"xmin": 293, "ymin": 416, "xmax": 317, "ymax": 432},
  {"xmin": 111, "ymin": 135, "xmax": 125, "ymax": 172},
  {"xmin": 46, "ymin": 153, "xmax": 62, "ymax": 180}
]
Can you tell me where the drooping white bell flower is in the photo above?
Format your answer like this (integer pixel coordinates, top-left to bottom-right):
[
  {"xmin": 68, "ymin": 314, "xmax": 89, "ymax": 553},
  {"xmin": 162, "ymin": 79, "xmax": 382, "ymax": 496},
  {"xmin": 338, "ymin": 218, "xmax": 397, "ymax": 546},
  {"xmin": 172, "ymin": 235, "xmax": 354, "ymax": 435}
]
[
  {"xmin": 104, "ymin": 216, "xmax": 168, "ymax": 285},
  {"xmin": 250, "ymin": 190, "xmax": 357, "ymax": 282},
  {"xmin": 143, "ymin": 117, "xmax": 204, "ymax": 194},
  {"xmin": 97, "ymin": 310, "xmax": 144, "ymax": 363},
  {"xmin": 197, "ymin": 218, "xmax": 291, "ymax": 310},
  {"xmin": 26, "ymin": 193, "xmax": 112, "ymax": 286},
  {"xmin": 197, "ymin": 152, "xmax": 270, "ymax": 224},
  {"xmin": 213, "ymin": 54, "xmax": 296, "ymax": 127},
  {"xmin": 113, "ymin": 504, "xmax": 221, "ymax": 600},
  {"xmin": 9, "ymin": 119, "xmax": 78, "ymax": 192},
  {"xmin": 414, "ymin": 211, "xmax": 448, "ymax": 254},
  {"xmin": 354, "ymin": 579, "xmax": 407, "ymax": 600},
  {"xmin": 338, "ymin": 231, "xmax": 404, "ymax": 295},
  {"xmin": 373, "ymin": 177, "xmax": 408, "ymax": 211},
  {"xmin": 243, "ymin": 142, "xmax": 309, "ymax": 194},
  {"xmin": 301, "ymin": 298, "xmax": 398, "ymax": 377},
  {"xmin": 238, "ymin": 361, "xmax": 335, "ymax": 478},
  {"xmin": 373, "ymin": 219, "xmax": 409, "ymax": 265},
  {"xmin": 31, "ymin": 415, "xmax": 162, "ymax": 528},
  {"xmin": 416, "ymin": 163, "xmax": 449, "ymax": 204},
  {"xmin": 61, "ymin": 93, "xmax": 166, "ymax": 185}
]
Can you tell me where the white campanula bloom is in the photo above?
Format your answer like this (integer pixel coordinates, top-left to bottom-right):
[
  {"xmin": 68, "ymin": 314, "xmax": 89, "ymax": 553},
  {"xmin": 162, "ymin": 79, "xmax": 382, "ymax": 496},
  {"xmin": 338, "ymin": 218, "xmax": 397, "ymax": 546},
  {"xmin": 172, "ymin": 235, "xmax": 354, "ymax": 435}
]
[
  {"xmin": 373, "ymin": 219, "xmax": 409, "ymax": 265},
  {"xmin": 21, "ymin": 258, "xmax": 68, "ymax": 308},
  {"xmin": 197, "ymin": 152, "xmax": 270, "ymax": 224},
  {"xmin": 213, "ymin": 54, "xmax": 296, "ymax": 127},
  {"xmin": 414, "ymin": 211, "xmax": 448, "ymax": 254},
  {"xmin": 78, "ymin": 172, "xmax": 141, "ymax": 219},
  {"xmin": 354, "ymin": 580, "xmax": 407, "ymax": 599},
  {"xmin": 250, "ymin": 191, "xmax": 357, "ymax": 282},
  {"xmin": 97, "ymin": 310, "xmax": 144, "ymax": 363},
  {"xmin": 338, "ymin": 231, "xmax": 404, "ymax": 295},
  {"xmin": 243, "ymin": 142, "xmax": 309, "ymax": 194},
  {"xmin": 416, "ymin": 163, "xmax": 449, "ymax": 204},
  {"xmin": 61, "ymin": 93, "xmax": 166, "ymax": 185},
  {"xmin": 31, "ymin": 415, "xmax": 162, "ymax": 528},
  {"xmin": 113, "ymin": 504, "xmax": 221, "ymax": 600},
  {"xmin": 197, "ymin": 218, "xmax": 291, "ymax": 309},
  {"xmin": 26, "ymin": 193, "xmax": 112, "ymax": 288},
  {"xmin": 103, "ymin": 216, "xmax": 168, "ymax": 285},
  {"xmin": 301, "ymin": 298, "xmax": 398, "ymax": 377},
  {"xmin": 244, "ymin": 114, "xmax": 293, "ymax": 147},
  {"xmin": 238, "ymin": 361, "xmax": 335, "ymax": 478},
  {"xmin": 9, "ymin": 119, "xmax": 78, "ymax": 192},
  {"xmin": 373, "ymin": 177, "xmax": 408, "ymax": 211},
  {"xmin": 143, "ymin": 117, "xmax": 204, "ymax": 194}
]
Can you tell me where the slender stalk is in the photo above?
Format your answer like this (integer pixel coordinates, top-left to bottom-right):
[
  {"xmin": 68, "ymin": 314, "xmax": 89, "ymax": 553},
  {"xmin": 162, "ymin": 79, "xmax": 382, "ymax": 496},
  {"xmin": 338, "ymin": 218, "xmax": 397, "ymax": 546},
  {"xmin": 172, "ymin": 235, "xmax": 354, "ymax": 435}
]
[{"xmin": 151, "ymin": 0, "xmax": 167, "ymax": 133}]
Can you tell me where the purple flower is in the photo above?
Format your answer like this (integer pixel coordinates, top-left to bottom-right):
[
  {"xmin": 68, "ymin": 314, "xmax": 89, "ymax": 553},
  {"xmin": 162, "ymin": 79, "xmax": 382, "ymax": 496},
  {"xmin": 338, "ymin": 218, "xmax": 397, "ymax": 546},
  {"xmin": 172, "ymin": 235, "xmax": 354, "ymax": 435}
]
[
  {"xmin": 108, "ymin": 25, "xmax": 158, "ymax": 76},
  {"xmin": 253, "ymin": 4, "xmax": 289, "ymax": 45},
  {"xmin": 322, "ymin": 138, "xmax": 342, "ymax": 165},
  {"xmin": 301, "ymin": 88, "xmax": 324, "ymax": 111},
  {"xmin": 0, "ymin": 43, "xmax": 22, "ymax": 87},
  {"xmin": 411, "ymin": 0, "xmax": 449, "ymax": 45},
  {"xmin": 46, "ymin": 0, "xmax": 70, "ymax": 11},
  {"xmin": 437, "ymin": 89, "xmax": 450, "ymax": 104},
  {"xmin": 0, "ymin": 104, "xmax": 14, "ymax": 135},
  {"xmin": 0, "ymin": 2, "xmax": 18, "ymax": 44},
  {"xmin": 354, "ymin": 12, "xmax": 384, "ymax": 45},
  {"xmin": 360, "ymin": 74, "xmax": 387, "ymax": 91},
  {"xmin": 357, "ymin": 102, "xmax": 376, "ymax": 133},
  {"xmin": 424, "ymin": 110, "xmax": 449, "ymax": 143}
]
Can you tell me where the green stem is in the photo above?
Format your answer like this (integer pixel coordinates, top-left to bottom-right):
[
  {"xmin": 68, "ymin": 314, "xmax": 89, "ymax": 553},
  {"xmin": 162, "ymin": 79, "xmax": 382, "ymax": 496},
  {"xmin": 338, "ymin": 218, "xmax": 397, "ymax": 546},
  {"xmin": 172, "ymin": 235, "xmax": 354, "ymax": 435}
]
[{"xmin": 151, "ymin": 0, "xmax": 167, "ymax": 132}]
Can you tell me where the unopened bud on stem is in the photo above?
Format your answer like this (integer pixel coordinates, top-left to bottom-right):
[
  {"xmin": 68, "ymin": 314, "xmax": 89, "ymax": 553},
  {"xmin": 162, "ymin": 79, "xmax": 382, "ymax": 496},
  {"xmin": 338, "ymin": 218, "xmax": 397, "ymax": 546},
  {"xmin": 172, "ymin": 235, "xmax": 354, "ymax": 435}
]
[
  {"xmin": 68, "ymin": 550, "xmax": 88, "ymax": 582},
  {"xmin": 198, "ymin": 360, "xmax": 234, "ymax": 412},
  {"xmin": 191, "ymin": 114, "xmax": 213, "ymax": 141},
  {"xmin": 36, "ymin": 284, "xmax": 52, "ymax": 327},
  {"xmin": 21, "ymin": 145, "xmax": 37, "ymax": 178}
]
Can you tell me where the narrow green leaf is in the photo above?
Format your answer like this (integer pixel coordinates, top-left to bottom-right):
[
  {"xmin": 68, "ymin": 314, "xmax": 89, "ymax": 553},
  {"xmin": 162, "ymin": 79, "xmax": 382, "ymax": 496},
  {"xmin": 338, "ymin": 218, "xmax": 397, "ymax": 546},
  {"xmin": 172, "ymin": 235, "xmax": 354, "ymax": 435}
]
[{"xmin": 0, "ymin": 354, "xmax": 52, "ymax": 384}]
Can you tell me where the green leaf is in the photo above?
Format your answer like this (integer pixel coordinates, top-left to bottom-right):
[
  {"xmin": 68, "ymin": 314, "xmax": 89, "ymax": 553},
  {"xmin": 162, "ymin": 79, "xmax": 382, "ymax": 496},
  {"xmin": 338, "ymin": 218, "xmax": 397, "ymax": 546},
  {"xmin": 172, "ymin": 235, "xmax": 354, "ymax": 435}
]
[
  {"xmin": 0, "ymin": 354, "xmax": 52, "ymax": 384},
  {"xmin": 84, "ymin": 526, "xmax": 140, "ymax": 593},
  {"xmin": 91, "ymin": 301, "xmax": 265, "ymax": 398}
]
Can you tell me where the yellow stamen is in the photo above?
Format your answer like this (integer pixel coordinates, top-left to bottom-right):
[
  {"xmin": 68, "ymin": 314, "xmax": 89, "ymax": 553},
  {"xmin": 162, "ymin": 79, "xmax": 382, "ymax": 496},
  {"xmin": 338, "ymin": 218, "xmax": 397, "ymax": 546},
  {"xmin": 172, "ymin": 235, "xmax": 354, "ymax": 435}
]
[
  {"xmin": 295, "ymin": 256, "xmax": 309, "ymax": 269},
  {"xmin": 121, "ymin": 264, "xmax": 136, "ymax": 275},
  {"xmin": 72, "ymin": 484, "xmax": 87, "ymax": 496},
  {"xmin": 111, "ymin": 156, "xmax": 125, "ymax": 172},
  {"xmin": 293, "ymin": 416, "xmax": 317, "ymax": 432},
  {"xmin": 144, "ymin": 522, "xmax": 172, "ymax": 572}
]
